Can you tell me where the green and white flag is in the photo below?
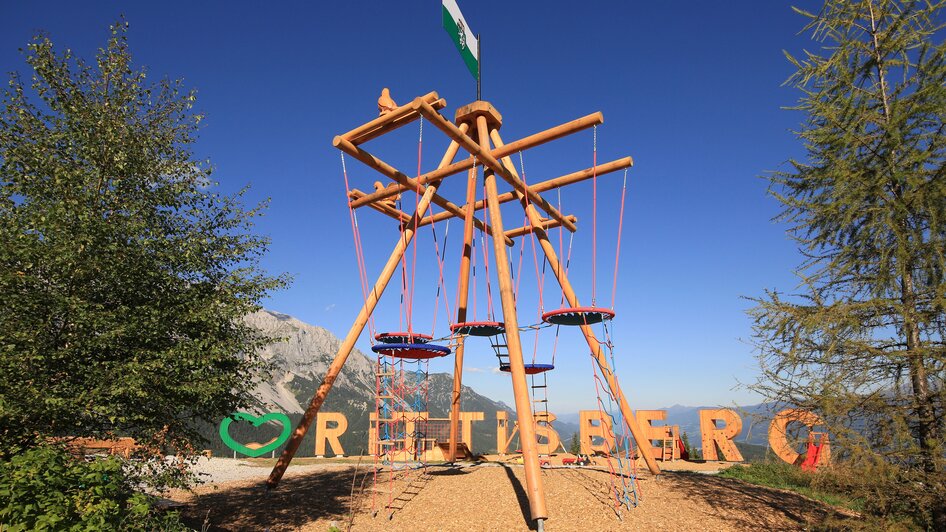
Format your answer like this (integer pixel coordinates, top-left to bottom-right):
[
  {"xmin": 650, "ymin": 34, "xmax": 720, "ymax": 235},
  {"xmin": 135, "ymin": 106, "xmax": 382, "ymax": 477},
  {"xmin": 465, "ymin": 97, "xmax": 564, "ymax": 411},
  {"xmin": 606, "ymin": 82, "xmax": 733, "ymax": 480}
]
[{"xmin": 442, "ymin": 0, "xmax": 479, "ymax": 80}]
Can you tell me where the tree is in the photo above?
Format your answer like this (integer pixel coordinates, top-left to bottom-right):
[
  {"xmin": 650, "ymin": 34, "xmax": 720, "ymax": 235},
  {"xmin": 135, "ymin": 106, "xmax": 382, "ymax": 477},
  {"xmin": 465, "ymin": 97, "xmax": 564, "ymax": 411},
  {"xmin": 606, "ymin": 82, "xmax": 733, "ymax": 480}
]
[
  {"xmin": 681, "ymin": 430, "xmax": 700, "ymax": 461},
  {"xmin": 0, "ymin": 21, "xmax": 286, "ymax": 466},
  {"xmin": 748, "ymin": 0, "xmax": 945, "ymax": 526},
  {"xmin": 568, "ymin": 432, "xmax": 581, "ymax": 454}
]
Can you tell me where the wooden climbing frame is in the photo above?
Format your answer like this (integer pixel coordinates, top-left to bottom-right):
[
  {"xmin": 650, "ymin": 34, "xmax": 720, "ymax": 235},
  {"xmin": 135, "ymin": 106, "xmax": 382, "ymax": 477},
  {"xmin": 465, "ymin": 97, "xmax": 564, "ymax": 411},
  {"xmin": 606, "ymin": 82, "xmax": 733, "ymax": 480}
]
[{"xmin": 265, "ymin": 91, "xmax": 655, "ymax": 530}]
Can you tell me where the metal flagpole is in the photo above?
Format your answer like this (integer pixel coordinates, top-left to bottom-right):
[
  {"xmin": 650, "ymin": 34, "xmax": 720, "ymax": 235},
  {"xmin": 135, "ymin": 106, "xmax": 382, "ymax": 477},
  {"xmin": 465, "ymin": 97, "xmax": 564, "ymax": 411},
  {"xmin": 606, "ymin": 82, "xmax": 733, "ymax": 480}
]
[{"xmin": 476, "ymin": 33, "xmax": 481, "ymax": 100}]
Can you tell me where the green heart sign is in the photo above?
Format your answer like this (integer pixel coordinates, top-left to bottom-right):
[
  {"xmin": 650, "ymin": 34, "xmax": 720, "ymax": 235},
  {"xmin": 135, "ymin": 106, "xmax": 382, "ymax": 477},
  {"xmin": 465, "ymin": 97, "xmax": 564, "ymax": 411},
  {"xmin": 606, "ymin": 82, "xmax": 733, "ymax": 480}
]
[{"xmin": 219, "ymin": 412, "xmax": 292, "ymax": 458}]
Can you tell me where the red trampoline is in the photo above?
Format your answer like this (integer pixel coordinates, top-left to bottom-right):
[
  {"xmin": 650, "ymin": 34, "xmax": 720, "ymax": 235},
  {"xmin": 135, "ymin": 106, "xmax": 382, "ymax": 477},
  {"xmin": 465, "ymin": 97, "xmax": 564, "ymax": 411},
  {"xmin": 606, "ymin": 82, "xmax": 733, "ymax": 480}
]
[
  {"xmin": 541, "ymin": 307, "xmax": 615, "ymax": 326},
  {"xmin": 371, "ymin": 343, "xmax": 450, "ymax": 360},
  {"xmin": 498, "ymin": 363, "xmax": 554, "ymax": 375},
  {"xmin": 374, "ymin": 332, "xmax": 432, "ymax": 344},
  {"xmin": 451, "ymin": 321, "xmax": 505, "ymax": 337}
]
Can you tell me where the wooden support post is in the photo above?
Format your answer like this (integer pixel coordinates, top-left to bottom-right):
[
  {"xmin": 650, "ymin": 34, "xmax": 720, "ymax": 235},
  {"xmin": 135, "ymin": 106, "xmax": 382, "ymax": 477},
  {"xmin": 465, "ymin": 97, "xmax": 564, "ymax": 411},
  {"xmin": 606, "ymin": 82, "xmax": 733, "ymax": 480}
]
[
  {"xmin": 489, "ymin": 128, "xmax": 661, "ymax": 476},
  {"xmin": 447, "ymin": 166, "xmax": 478, "ymax": 462},
  {"xmin": 477, "ymin": 115, "xmax": 548, "ymax": 524},
  {"xmin": 349, "ymin": 112, "xmax": 605, "ymax": 210},
  {"xmin": 267, "ymin": 131, "xmax": 462, "ymax": 489}
]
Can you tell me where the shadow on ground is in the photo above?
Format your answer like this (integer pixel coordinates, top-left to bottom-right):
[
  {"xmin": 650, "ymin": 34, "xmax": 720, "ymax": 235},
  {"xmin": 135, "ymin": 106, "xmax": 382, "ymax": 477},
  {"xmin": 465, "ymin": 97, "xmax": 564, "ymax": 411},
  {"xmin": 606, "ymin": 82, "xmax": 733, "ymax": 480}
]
[
  {"xmin": 180, "ymin": 468, "xmax": 357, "ymax": 531},
  {"xmin": 667, "ymin": 471, "xmax": 852, "ymax": 529}
]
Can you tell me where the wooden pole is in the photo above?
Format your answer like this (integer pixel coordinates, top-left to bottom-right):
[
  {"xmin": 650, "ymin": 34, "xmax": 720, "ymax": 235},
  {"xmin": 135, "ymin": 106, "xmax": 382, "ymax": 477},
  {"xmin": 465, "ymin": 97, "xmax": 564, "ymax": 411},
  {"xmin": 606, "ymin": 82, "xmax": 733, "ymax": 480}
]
[
  {"xmin": 418, "ymin": 101, "xmax": 576, "ymax": 232},
  {"xmin": 478, "ymin": 115, "xmax": 548, "ymax": 524},
  {"xmin": 342, "ymin": 91, "xmax": 445, "ymax": 145},
  {"xmin": 504, "ymin": 215, "xmax": 578, "ymax": 240},
  {"xmin": 490, "ymin": 128, "xmax": 661, "ymax": 476},
  {"xmin": 349, "ymin": 112, "xmax": 604, "ymax": 209},
  {"xmin": 447, "ymin": 166, "xmax": 478, "ymax": 462},
  {"xmin": 267, "ymin": 128, "xmax": 463, "ymax": 489}
]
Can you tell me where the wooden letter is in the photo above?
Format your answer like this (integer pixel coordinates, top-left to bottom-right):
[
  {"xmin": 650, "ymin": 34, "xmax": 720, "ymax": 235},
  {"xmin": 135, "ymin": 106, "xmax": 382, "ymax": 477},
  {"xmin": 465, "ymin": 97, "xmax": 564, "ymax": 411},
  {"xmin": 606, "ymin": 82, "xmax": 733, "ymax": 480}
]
[
  {"xmin": 314, "ymin": 412, "xmax": 348, "ymax": 457},
  {"xmin": 534, "ymin": 412, "xmax": 561, "ymax": 455},
  {"xmin": 768, "ymin": 409, "xmax": 831, "ymax": 467},
  {"xmin": 496, "ymin": 411, "xmax": 518, "ymax": 454},
  {"xmin": 637, "ymin": 410, "xmax": 677, "ymax": 460},
  {"xmin": 459, "ymin": 412, "xmax": 485, "ymax": 448},
  {"xmin": 699, "ymin": 409, "xmax": 743, "ymax": 462},
  {"xmin": 579, "ymin": 410, "xmax": 615, "ymax": 455}
]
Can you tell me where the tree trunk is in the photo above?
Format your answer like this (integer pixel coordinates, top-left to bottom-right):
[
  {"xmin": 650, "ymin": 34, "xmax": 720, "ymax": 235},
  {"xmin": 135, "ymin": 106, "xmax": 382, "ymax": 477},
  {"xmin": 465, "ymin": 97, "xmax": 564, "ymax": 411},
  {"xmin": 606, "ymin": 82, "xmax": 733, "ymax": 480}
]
[{"xmin": 900, "ymin": 270, "xmax": 938, "ymax": 473}]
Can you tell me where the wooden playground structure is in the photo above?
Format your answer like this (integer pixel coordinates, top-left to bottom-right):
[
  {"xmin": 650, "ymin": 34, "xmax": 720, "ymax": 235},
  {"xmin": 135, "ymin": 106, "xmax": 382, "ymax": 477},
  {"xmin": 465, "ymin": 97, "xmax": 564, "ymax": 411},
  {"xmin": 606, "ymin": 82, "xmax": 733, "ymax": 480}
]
[{"xmin": 266, "ymin": 90, "xmax": 659, "ymax": 530}]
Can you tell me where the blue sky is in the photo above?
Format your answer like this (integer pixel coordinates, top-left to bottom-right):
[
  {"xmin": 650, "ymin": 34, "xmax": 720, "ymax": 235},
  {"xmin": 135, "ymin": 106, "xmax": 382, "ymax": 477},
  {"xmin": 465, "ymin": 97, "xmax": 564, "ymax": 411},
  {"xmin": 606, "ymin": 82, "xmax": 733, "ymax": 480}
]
[{"xmin": 2, "ymin": 1, "xmax": 824, "ymax": 412}]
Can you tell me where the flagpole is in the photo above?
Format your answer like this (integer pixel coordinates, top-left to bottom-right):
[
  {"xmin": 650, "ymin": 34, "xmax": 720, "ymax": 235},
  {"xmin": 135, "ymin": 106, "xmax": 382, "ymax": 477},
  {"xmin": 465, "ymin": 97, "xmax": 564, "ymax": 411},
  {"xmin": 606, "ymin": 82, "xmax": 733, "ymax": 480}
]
[{"xmin": 476, "ymin": 33, "xmax": 481, "ymax": 101}]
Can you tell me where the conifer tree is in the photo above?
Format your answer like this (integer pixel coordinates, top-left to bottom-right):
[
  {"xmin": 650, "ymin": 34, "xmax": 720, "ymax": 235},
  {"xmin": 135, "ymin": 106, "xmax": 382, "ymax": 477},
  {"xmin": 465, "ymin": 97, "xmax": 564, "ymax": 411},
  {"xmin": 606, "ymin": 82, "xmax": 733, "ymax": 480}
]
[{"xmin": 749, "ymin": 1, "xmax": 945, "ymax": 524}]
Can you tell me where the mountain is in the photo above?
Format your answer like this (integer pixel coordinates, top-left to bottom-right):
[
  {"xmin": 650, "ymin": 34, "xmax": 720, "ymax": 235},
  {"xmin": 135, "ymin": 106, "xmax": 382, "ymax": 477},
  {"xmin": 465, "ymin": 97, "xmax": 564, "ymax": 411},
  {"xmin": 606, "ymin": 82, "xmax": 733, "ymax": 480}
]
[{"xmin": 206, "ymin": 310, "xmax": 513, "ymax": 457}]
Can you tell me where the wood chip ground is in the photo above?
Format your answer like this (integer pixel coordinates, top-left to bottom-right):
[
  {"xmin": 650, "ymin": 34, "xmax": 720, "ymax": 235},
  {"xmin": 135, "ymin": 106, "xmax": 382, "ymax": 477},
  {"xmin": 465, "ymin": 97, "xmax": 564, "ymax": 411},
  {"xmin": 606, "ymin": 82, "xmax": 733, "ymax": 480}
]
[{"xmin": 173, "ymin": 462, "xmax": 850, "ymax": 531}]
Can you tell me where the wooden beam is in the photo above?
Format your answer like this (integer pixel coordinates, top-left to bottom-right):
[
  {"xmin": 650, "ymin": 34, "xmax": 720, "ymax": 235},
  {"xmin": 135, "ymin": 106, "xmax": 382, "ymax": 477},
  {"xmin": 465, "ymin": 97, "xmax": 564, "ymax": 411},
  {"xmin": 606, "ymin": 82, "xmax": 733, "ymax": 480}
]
[
  {"xmin": 333, "ymin": 135, "xmax": 514, "ymax": 246},
  {"xmin": 349, "ymin": 111, "xmax": 605, "ymax": 209},
  {"xmin": 504, "ymin": 215, "xmax": 577, "ymax": 239},
  {"xmin": 418, "ymin": 100, "xmax": 577, "ymax": 232},
  {"xmin": 268, "ymin": 180, "xmax": 440, "ymax": 489},
  {"xmin": 478, "ymin": 115, "xmax": 548, "ymax": 524},
  {"xmin": 418, "ymin": 157, "xmax": 631, "ymax": 227},
  {"xmin": 342, "ymin": 91, "xmax": 445, "ymax": 145},
  {"xmin": 491, "ymin": 127, "xmax": 662, "ymax": 477},
  {"xmin": 447, "ymin": 166, "xmax": 477, "ymax": 463},
  {"xmin": 348, "ymin": 189, "xmax": 411, "ymax": 223},
  {"xmin": 268, "ymin": 117, "xmax": 468, "ymax": 488}
]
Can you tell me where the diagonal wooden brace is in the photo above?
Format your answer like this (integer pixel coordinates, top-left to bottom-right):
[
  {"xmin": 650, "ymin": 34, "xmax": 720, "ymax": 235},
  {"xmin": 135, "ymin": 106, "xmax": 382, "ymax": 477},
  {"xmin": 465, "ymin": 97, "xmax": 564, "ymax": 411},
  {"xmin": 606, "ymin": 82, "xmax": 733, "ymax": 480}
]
[
  {"xmin": 333, "ymin": 136, "xmax": 514, "ymax": 246},
  {"xmin": 419, "ymin": 156, "xmax": 632, "ymax": 228},
  {"xmin": 417, "ymin": 101, "xmax": 577, "ymax": 232},
  {"xmin": 349, "ymin": 109, "xmax": 604, "ymax": 210}
]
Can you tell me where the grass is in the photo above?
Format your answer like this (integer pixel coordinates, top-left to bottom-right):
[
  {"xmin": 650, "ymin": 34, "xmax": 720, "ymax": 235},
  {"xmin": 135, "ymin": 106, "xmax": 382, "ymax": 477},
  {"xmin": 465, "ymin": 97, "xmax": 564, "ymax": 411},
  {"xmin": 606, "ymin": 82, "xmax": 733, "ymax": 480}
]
[{"xmin": 718, "ymin": 461, "xmax": 864, "ymax": 513}]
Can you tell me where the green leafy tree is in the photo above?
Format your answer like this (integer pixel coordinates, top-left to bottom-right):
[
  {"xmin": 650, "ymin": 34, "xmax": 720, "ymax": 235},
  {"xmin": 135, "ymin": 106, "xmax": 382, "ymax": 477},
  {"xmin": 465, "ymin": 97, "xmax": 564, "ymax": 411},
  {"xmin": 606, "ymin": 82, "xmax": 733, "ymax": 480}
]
[
  {"xmin": 748, "ymin": 1, "xmax": 945, "ymax": 526},
  {"xmin": 0, "ymin": 21, "xmax": 286, "ymax": 465}
]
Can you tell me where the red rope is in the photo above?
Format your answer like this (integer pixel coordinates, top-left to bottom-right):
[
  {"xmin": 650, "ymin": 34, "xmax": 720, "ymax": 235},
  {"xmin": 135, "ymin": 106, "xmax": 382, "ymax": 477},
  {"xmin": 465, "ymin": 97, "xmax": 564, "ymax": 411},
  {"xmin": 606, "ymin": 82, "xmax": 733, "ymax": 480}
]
[
  {"xmin": 406, "ymin": 119, "xmax": 423, "ymax": 336},
  {"xmin": 518, "ymin": 152, "xmax": 545, "ymax": 315},
  {"xmin": 514, "ymin": 215, "xmax": 526, "ymax": 299},
  {"xmin": 429, "ymin": 215, "xmax": 453, "ymax": 335},
  {"xmin": 341, "ymin": 153, "xmax": 376, "ymax": 340},
  {"xmin": 592, "ymin": 126, "xmax": 598, "ymax": 306},
  {"xmin": 481, "ymin": 182, "xmax": 494, "ymax": 321},
  {"xmin": 611, "ymin": 169, "xmax": 628, "ymax": 309},
  {"xmin": 471, "ymin": 236, "xmax": 478, "ymax": 320}
]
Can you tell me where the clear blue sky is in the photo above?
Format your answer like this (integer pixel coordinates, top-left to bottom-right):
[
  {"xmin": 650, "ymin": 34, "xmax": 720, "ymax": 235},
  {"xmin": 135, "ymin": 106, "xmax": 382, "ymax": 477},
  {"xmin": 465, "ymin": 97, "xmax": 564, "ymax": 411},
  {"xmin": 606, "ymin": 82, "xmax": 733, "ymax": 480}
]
[{"xmin": 2, "ymin": 1, "xmax": 824, "ymax": 412}]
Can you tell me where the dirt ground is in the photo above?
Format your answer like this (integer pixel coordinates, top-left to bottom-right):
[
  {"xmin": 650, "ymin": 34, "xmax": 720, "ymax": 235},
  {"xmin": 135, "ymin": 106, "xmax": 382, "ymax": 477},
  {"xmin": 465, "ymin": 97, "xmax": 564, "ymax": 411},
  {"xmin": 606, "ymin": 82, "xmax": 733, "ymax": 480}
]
[{"xmin": 171, "ymin": 460, "xmax": 852, "ymax": 531}]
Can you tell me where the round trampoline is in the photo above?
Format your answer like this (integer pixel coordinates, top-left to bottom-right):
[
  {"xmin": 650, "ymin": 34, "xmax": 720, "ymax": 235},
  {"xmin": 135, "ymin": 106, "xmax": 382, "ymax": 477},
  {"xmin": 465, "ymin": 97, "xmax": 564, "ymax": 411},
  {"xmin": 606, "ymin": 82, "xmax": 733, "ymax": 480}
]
[
  {"xmin": 498, "ymin": 363, "xmax": 554, "ymax": 375},
  {"xmin": 374, "ymin": 332, "xmax": 432, "ymax": 344},
  {"xmin": 541, "ymin": 307, "xmax": 615, "ymax": 326},
  {"xmin": 450, "ymin": 321, "xmax": 505, "ymax": 337},
  {"xmin": 371, "ymin": 342, "xmax": 450, "ymax": 360}
]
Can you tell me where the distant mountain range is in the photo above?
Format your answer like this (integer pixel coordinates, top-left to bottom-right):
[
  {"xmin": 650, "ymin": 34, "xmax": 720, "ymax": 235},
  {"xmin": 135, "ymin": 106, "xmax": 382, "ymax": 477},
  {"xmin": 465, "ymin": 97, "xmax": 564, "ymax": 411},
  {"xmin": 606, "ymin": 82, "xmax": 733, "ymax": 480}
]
[
  {"xmin": 205, "ymin": 310, "xmax": 513, "ymax": 457},
  {"xmin": 207, "ymin": 310, "xmax": 779, "ymax": 458}
]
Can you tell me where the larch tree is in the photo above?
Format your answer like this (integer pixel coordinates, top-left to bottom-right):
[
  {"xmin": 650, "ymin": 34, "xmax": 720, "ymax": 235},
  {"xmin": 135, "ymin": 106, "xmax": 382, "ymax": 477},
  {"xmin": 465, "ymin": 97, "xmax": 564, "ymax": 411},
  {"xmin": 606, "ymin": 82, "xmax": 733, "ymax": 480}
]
[
  {"xmin": 0, "ymin": 21, "xmax": 287, "ymax": 467},
  {"xmin": 748, "ymin": 0, "xmax": 945, "ymax": 524}
]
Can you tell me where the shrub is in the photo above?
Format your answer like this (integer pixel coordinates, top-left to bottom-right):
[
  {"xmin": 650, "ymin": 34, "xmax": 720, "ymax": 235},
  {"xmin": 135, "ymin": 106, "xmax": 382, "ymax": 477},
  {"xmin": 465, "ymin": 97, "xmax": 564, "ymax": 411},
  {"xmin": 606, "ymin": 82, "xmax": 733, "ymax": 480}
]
[{"xmin": 0, "ymin": 445, "xmax": 186, "ymax": 531}]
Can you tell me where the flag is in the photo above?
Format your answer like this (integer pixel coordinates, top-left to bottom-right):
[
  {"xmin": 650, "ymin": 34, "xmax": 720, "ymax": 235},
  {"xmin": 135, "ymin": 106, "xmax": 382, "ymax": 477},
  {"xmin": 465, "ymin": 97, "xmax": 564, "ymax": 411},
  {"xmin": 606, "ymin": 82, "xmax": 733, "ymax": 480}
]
[{"xmin": 442, "ymin": 0, "xmax": 479, "ymax": 80}]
